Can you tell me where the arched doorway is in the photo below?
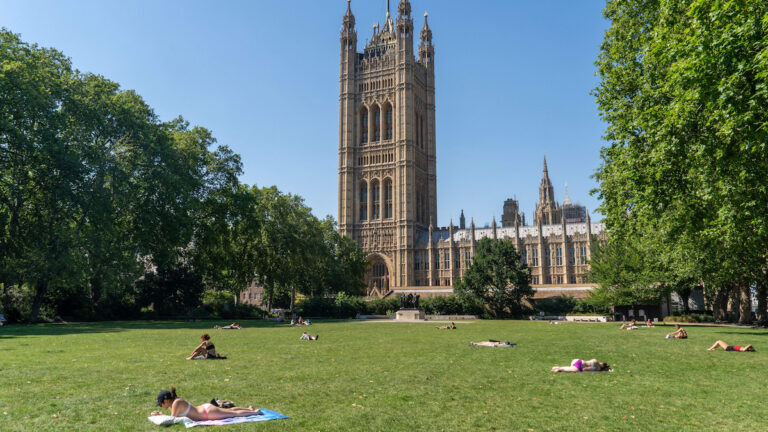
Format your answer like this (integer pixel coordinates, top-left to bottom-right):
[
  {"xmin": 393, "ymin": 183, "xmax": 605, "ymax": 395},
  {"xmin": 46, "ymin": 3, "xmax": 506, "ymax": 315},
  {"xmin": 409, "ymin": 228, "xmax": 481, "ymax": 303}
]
[{"xmin": 365, "ymin": 254, "xmax": 391, "ymax": 298}]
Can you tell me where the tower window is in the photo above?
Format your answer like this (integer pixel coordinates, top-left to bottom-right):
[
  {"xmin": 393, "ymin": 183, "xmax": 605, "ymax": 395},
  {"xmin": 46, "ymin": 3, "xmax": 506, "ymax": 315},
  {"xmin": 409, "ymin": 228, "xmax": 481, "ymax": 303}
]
[
  {"xmin": 545, "ymin": 247, "xmax": 551, "ymax": 266},
  {"xmin": 385, "ymin": 105, "xmax": 393, "ymax": 140},
  {"xmin": 373, "ymin": 105, "xmax": 381, "ymax": 142},
  {"xmin": 568, "ymin": 246, "xmax": 575, "ymax": 265},
  {"xmin": 556, "ymin": 247, "xmax": 562, "ymax": 266},
  {"xmin": 359, "ymin": 181, "xmax": 368, "ymax": 221},
  {"xmin": 371, "ymin": 180, "xmax": 380, "ymax": 219},
  {"xmin": 361, "ymin": 108, "xmax": 368, "ymax": 144},
  {"xmin": 384, "ymin": 179, "xmax": 393, "ymax": 219}
]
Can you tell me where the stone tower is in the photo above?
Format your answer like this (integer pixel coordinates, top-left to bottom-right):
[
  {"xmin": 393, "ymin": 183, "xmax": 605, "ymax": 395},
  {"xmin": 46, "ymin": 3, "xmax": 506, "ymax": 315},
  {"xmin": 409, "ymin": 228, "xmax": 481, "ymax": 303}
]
[
  {"xmin": 338, "ymin": 0, "xmax": 437, "ymax": 295},
  {"xmin": 534, "ymin": 156, "xmax": 561, "ymax": 225}
]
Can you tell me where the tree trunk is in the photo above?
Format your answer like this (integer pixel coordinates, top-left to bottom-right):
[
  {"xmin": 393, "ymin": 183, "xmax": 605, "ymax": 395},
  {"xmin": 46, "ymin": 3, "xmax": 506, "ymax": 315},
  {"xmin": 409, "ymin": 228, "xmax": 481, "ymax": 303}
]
[
  {"xmin": 290, "ymin": 285, "xmax": 296, "ymax": 320},
  {"xmin": 29, "ymin": 280, "xmax": 48, "ymax": 323},
  {"xmin": 756, "ymin": 280, "xmax": 768, "ymax": 327},
  {"xmin": 738, "ymin": 281, "xmax": 752, "ymax": 325},
  {"xmin": 714, "ymin": 287, "xmax": 730, "ymax": 322}
]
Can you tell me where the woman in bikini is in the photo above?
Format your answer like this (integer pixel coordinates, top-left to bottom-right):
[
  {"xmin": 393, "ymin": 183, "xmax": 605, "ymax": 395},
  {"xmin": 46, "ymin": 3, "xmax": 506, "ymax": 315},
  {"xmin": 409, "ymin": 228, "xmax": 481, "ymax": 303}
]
[
  {"xmin": 186, "ymin": 334, "xmax": 226, "ymax": 359},
  {"xmin": 436, "ymin": 322, "xmax": 456, "ymax": 330},
  {"xmin": 151, "ymin": 387, "xmax": 260, "ymax": 420},
  {"xmin": 666, "ymin": 324, "xmax": 687, "ymax": 339},
  {"xmin": 551, "ymin": 358, "xmax": 610, "ymax": 372},
  {"xmin": 707, "ymin": 340, "xmax": 754, "ymax": 352}
]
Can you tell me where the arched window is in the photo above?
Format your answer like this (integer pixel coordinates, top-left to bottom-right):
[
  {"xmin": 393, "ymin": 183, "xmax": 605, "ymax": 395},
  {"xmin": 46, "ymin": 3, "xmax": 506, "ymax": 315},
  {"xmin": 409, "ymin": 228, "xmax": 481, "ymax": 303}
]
[
  {"xmin": 360, "ymin": 108, "xmax": 368, "ymax": 144},
  {"xmin": 372, "ymin": 105, "xmax": 381, "ymax": 142},
  {"xmin": 359, "ymin": 181, "xmax": 368, "ymax": 221},
  {"xmin": 385, "ymin": 104, "xmax": 393, "ymax": 140},
  {"xmin": 384, "ymin": 179, "xmax": 393, "ymax": 219},
  {"xmin": 371, "ymin": 180, "xmax": 380, "ymax": 219}
]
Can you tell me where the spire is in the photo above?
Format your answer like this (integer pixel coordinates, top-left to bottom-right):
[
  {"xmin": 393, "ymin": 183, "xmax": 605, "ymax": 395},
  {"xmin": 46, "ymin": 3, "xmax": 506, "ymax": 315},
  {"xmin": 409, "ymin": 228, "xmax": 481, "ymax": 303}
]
[
  {"xmin": 563, "ymin": 182, "xmax": 572, "ymax": 206},
  {"xmin": 543, "ymin": 155, "xmax": 549, "ymax": 176},
  {"xmin": 420, "ymin": 11, "xmax": 432, "ymax": 42},
  {"xmin": 341, "ymin": 0, "xmax": 356, "ymax": 44}
]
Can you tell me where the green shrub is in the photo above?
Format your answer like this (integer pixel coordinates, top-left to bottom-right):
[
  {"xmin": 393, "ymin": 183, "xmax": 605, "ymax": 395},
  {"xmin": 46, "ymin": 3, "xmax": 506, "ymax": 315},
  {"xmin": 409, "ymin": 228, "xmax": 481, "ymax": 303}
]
[
  {"xmin": 420, "ymin": 295, "xmax": 482, "ymax": 315},
  {"xmin": 364, "ymin": 298, "xmax": 400, "ymax": 315},
  {"xmin": 663, "ymin": 313, "xmax": 714, "ymax": 323},
  {"xmin": 202, "ymin": 290, "xmax": 236, "ymax": 318}
]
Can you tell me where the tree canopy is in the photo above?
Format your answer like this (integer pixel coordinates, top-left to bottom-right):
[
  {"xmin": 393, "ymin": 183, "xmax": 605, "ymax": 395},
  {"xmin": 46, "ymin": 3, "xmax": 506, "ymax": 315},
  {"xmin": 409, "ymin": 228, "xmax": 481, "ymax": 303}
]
[{"xmin": 592, "ymin": 0, "xmax": 768, "ymax": 323}]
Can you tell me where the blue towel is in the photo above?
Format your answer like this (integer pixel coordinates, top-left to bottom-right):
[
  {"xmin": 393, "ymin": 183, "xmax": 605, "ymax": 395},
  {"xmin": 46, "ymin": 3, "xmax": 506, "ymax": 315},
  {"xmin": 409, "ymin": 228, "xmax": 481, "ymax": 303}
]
[{"xmin": 184, "ymin": 409, "xmax": 288, "ymax": 428}]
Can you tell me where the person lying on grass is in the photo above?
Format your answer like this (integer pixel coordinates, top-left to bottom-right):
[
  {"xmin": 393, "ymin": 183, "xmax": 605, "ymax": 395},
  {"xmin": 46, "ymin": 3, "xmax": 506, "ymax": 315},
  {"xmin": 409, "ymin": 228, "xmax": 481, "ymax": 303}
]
[
  {"xmin": 551, "ymin": 358, "xmax": 610, "ymax": 372},
  {"xmin": 300, "ymin": 332, "xmax": 318, "ymax": 341},
  {"xmin": 214, "ymin": 323, "xmax": 242, "ymax": 329},
  {"xmin": 619, "ymin": 320, "xmax": 637, "ymax": 330},
  {"xmin": 707, "ymin": 340, "xmax": 754, "ymax": 352},
  {"xmin": 151, "ymin": 386, "xmax": 261, "ymax": 420},
  {"xmin": 666, "ymin": 324, "xmax": 687, "ymax": 339},
  {"xmin": 187, "ymin": 333, "xmax": 227, "ymax": 359},
  {"xmin": 470, "ymin": 340, "xmax": 513, "ymax": 347},
  {"xmin": 436, "ymin": 322, "xmax": 456, "ymax": 330}
]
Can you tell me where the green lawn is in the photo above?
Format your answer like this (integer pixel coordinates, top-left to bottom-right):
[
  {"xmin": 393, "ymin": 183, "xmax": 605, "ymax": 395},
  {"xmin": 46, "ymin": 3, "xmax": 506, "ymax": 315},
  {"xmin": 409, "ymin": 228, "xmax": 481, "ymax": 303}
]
[{"xmin": 0, "ymin": 319, "xmax": 765, "ymax": 431}]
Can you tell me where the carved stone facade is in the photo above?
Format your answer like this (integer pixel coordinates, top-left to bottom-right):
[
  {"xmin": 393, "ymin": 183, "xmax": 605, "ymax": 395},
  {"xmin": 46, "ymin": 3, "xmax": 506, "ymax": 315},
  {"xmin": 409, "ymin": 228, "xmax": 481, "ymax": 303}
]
[{"xmin": 338, "ymin": 1, "xmax": 605, "ymax": 298}]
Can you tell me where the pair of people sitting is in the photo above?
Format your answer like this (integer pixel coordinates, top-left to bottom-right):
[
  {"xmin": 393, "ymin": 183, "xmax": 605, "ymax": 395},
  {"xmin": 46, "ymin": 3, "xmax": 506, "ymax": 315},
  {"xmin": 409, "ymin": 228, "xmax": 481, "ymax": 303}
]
[
  {"xmin": 436, "ymin": 322, "xmax": 456, "ymax": 330},
  {"xmin": 300, "ymin": 332, "xmax": 318, "ymax": 341},
  {"xmin": 552, "ymin": 358, "xmax": 610, "ymax": 372},
  {"xmin": 187, "ymin": 334, "xmax": 227, "ymax": 360},
  {"xmin": 291, "ymin": 316, "xmax": 311, "ymax": 326},
  {"xmin": 214, "ymin": 323, "xmax": 242, "ymax": 330},
  {"xmin": 152, "ymin": 387, "xmax": 261, "ymax": 421}
]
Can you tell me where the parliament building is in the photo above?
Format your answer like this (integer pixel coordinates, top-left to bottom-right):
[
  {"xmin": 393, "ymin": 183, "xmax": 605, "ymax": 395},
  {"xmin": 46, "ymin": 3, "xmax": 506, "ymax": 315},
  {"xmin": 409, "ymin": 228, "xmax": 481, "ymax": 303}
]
[{"xmin": 337, "ymin": 0, "xmax": 606, "ymax": 300}]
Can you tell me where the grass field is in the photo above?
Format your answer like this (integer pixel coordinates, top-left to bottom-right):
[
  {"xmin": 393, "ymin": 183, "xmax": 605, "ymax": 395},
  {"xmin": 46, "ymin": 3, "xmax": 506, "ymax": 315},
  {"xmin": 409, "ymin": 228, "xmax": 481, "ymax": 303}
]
[{"xmin": 0, "ymin": 319, "xmax": 766, "ymax": 431}]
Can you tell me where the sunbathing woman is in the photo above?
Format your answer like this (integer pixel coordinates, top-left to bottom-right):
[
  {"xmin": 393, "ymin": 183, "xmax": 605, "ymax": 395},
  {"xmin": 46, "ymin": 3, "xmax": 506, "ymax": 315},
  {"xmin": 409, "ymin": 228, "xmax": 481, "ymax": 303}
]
[
  {"xmin": 619, "ymin": 320, "xmax": 637, "ymax": 330},
  {"xmin": 707, "ymin": 340, "xmax": 754, "ymax": 352},
  {"xmin": 470, "ymin": 340, "xmax": 513, "ymax": 347},
  {"xmin": 666, "ymin": 324, "xmax": 687, "ymax": 339},
  {"xmin": 187, "ymin": 334, "xmax": 226, "ymax": 359},
  {"xmin": 551, "ymin": 358, "xmax": 610, "ymax": 372},
  {"xmin": 214, "ymin": 323, "xmax": 242, "ymax": 330},
  {"xmin": 644, "ymin": 319, "xmax": 655, "ymax": 328},
  {"xmin": 436, "ymin": 322, "xmax": 456, "ymax": 330},
  {"xmin": 151, "ymin": 387, "xmax": 261, "ymax": 420}
]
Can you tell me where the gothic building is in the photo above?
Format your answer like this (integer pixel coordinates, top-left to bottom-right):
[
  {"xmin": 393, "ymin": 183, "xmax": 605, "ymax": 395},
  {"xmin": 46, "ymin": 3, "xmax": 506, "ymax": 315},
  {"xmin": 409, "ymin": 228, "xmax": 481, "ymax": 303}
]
[{"xmin": 338, "ymin": 1, "xmax": 605, "ymax": 299}]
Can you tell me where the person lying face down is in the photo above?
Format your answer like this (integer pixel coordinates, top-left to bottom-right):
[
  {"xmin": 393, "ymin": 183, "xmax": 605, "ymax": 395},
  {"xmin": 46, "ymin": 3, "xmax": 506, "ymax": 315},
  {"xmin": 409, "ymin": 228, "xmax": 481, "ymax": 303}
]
[
  {"xmin": 151, "ymin": 386, "xmax": 261, "ymax": 421},
  {"xmin": 707, "ymin": 340, "xmax": 754, "ymax": 352},
  {"xmin": 470, "ymin": 340, "xmax": 513, "ymax": 347},
  {"xmin": 551, "ymin": 358, "xmax": 610, "ymax": 372}
]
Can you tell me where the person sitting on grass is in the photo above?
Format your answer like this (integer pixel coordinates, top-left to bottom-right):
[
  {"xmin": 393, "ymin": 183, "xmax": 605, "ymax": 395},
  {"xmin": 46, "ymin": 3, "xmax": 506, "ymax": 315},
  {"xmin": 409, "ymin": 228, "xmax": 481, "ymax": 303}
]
[
  {"xmin": 644, "ymin": 319, "xmax": 655, "ymax": 328},
  {"xmin": 300, "ymin": 332, "xmax": 318, "ymax": 341},
  {"xmin": 551, "ymin": 358, "xmax": 610, "ymax": 372},
  {"xmin": 470, "ymin": 340, "xmax": 513, "ymax": 347},
  {"xmin": 707, "ymin": 340, "xmax": 754, "ymax": 352},
  {"xmin": 187, "ymin": 334, "xmax": 226, "ymax": 360},
  {"xmin": 151, "ymin": 386, "xmax": 261, "ymax": 420},
  {"xmin": 666, "ymin": 324, "xmax": 687, "ymax": 339},
  {"xmin": 436, "ymin": 322, "xmax": 456, "ymax": 330},
  {"xmin": 214, "ymin": 323, "xmax": 242, "ymax": 330},
  {"xmin": 619, "ymin": 320, "xmax": 637, "ymax": 330}
]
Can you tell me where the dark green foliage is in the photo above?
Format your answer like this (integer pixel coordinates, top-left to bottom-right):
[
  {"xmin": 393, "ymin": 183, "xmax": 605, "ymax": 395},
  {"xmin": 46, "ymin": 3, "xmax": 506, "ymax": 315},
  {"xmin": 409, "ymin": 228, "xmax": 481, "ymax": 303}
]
[
  {"xmin": 663, "ymin": 313, "xmax": 714, "ymax": 324},
  {"xmin": 0, "ymin": 29, "xmax": 369, "ymax": 322},
  {"xmin": 454, "ymin": 238, "xmax": 534, "ymax": 318},
  {"xmin": 134, "ymin": 265, "xmax": 205, "ymax": 317},
  {"xmin": 593, "ymin": 1, "xmax": 768, "ymax": 322},
  {"xmin": 420, "ymin": 295, "xmax": 483, "ymax": 316}
]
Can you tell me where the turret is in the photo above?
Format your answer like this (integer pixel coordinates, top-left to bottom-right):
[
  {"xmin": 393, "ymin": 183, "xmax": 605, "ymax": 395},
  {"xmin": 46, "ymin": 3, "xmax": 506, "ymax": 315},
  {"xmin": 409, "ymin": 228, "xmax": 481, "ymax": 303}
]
[
  {"xmin": 419, "ymin": 12, "xmax": 434, "ymax": 65},
  {"xmin": 460, "ymin": 209, "xmax": 466, "ymax": 230},
  {"xmin": 396, "ymin": 0, "xmax": 413, "ymax": 54},
  {"xmin": 340, "ymin": 0, "xmax": 356, "ymax": 51}
]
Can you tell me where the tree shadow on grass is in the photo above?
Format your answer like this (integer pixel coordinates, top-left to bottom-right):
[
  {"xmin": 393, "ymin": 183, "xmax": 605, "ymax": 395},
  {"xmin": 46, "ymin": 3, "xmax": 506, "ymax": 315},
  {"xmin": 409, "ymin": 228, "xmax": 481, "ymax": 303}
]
[
  {"xmin": 708, "ymin": 330, "xmax": 768, "ymax": 337},
  {"xmin": 0, "ymin": 319, "xmax": 287, "ymax": 339}
]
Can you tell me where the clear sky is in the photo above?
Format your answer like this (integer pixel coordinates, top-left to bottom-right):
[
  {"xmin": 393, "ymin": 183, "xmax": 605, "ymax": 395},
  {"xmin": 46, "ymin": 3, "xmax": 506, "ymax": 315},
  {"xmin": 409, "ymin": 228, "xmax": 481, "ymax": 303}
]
[{"xmin": 2, "ymin": 0, "xmax": 609, "ymax": 227}]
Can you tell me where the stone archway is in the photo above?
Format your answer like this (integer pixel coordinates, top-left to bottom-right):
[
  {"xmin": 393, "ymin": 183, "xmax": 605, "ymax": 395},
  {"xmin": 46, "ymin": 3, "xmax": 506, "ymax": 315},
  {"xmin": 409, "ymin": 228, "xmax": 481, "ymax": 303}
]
[{"xmin": 365, "ymin": 253, "xmax": 392, "ymax": 298}]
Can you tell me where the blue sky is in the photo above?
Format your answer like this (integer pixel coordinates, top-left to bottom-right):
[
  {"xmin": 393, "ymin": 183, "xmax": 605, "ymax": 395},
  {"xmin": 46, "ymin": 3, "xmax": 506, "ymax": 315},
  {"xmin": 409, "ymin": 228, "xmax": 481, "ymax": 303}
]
[{"xmin": 2, "ymin": 0, "xmax": 609, "ymax": 227}]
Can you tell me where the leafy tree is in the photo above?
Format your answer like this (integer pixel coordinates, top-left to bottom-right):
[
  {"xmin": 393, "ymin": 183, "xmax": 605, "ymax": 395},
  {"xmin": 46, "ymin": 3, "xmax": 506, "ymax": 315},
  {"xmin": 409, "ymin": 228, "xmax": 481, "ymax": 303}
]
[
  {"xmin": 593, "ymin": 1, "xmax": 768, "ymax": 323},
  {"xmin": 454, "ymin": 238, "xmax": 533, "ymax": 318}
]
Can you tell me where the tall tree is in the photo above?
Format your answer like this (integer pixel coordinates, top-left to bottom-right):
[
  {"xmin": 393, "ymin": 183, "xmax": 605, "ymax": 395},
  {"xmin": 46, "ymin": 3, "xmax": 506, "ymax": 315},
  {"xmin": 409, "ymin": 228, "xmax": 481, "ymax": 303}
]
[{"xmin": 454, "ymin": 238, "xmax": 533, "ymax": 318}]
